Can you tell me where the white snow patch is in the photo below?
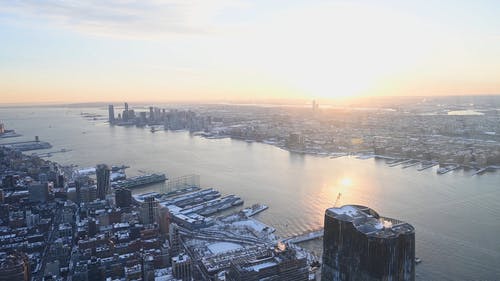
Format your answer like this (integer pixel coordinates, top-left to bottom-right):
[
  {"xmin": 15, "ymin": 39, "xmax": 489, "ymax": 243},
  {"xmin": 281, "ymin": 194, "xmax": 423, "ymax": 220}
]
[
  {"xmin": 207, "ymin": 242, "xmax": 242, "ymax": 254},
  {"xmin": 232, "ymin": 219, "xmax": 268, "ymax": 232}
]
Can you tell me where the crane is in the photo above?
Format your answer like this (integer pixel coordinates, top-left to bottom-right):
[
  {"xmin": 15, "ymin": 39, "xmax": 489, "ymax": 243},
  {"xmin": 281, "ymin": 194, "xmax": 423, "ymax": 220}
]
[{"xmin": 333, "ymin": 192, "xmax": 342, "ymax": 207}]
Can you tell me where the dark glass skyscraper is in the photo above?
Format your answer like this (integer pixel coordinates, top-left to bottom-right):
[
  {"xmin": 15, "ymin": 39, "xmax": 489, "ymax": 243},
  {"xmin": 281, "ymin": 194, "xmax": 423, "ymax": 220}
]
[
  {"xmin": 115, "ymin": 187, "xmax": 132, "ymax": 209},
  {"xmin": 96, "ymin": 164, "xmax": 111, "ymax": 200},
  {"xmin": 321, "ymin": 205, "xmax": 415, "ymax": 281},
  {"xmin": 108, "ymin": 105, "xmax": 115, "ymax": 124}
]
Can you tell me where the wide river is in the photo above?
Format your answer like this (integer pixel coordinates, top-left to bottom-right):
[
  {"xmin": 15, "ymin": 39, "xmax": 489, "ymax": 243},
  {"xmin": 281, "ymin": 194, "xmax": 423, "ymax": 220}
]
[{"xmin": 1, "ymin": 107, "xmax": 499, "ymax": 280}]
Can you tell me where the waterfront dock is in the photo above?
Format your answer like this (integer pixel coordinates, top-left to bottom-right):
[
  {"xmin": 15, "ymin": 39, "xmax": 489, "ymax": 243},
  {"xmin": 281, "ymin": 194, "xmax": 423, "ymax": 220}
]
[
  {"xmin": 0, "ymin": 140, "xmax": 52, "ymax": 151},
  {"xmin": 417, "ymin": 161, "xmax": 438, "ymax": 171},
  {"xmin": 389, "ymin": 159, "xmax": 413, "ymax": 167},
  {"xmin": 284, "ymin": 229, "xmax": 324, "ymax": 244},
  {"xmin": 472, "ymin": 166, "xmax": 500, "ymax": 176},
  {"xmin": 401, "ymin": 160, "xmax": 419, "ymax": 169},
  {"xmin": 31, "ymin": 148, "xmax": 72, "ymax": 157}
]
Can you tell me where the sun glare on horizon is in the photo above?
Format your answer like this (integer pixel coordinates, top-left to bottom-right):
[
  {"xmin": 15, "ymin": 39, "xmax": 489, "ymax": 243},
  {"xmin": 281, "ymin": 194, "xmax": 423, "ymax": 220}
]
[{"xmin": 0, "ymin": 1, "xmax": 498, "ymax": 103}]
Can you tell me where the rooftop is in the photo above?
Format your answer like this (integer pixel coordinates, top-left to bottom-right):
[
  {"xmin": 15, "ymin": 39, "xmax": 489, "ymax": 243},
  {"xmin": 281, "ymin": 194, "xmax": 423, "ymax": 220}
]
[{"xmin": 326, "ymin": 205, "xmax": 414, "ymax": 238}]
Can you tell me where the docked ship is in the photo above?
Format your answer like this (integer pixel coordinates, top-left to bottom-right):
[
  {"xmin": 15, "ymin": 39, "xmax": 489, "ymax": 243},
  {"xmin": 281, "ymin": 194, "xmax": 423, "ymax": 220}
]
[{"xmin": 114, "ymin": 173, "xmax": 167, "ymax": 189}]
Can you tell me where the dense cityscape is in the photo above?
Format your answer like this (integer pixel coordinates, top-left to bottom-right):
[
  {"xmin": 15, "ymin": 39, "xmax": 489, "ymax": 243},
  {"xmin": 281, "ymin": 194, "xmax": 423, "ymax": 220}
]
[
  {"xmin": 2, "ymin": 97, "xmax": 499, "ymax": 280},
  {"xmin": 1, "ymin": 1, "xmax": 499, "ymax": 280},
  {"xmin": 106, "ymin": 99, "xmax": 500, "ymax": 173},
  {"xmin": 0, "ymin": 140, "xmax": 419, "ymax": 280}
]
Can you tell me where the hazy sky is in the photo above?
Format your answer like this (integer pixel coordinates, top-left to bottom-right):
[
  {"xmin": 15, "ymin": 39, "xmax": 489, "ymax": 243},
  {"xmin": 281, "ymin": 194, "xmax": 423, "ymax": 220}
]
[{"xmin": 1, "ymin": 0, "xmax": 499, "ymax": 104}]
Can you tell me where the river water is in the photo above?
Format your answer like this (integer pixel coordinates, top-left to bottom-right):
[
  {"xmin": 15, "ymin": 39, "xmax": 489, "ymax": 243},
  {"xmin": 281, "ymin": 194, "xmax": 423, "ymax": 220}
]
[{"xmin": 1, "ymin": 106, "xmax": 499, "ymax": 280}]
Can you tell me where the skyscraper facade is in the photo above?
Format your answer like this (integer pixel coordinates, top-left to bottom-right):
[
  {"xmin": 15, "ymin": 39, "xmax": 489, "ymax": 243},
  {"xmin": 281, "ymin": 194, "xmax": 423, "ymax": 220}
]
[
  {"xmin": 108, "ymin": 105, "xmax": 115, "ymax": 124},
  {"xmin": 115, "ymin": 187, "xmax": 132, "ymax": 209},
  {"xmin": 321, "ymin": 205, "xmax": 415, "ymax": 281},
  {"xmin": 141, "ymin": 196, "xmax": 159, "ymax": 225},
  {"xmin": 96, "ymin": 164, "xmax": 111, "ymax": 200}
]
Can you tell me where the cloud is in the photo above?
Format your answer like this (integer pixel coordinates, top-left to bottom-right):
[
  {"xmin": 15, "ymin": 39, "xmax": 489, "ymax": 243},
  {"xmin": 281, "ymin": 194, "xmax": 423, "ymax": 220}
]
[{"xmin": 0, "ymin": 0, "xmax": 244, "ymax": 39}]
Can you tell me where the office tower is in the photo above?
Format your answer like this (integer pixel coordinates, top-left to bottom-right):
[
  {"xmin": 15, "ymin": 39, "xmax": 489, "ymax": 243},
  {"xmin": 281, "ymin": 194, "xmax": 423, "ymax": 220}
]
[
  {"xmin": 142, "ymin": 254, "xmax": 155, "ymax": 281},
  {"xmin": 108, "ymin": 104, "xmax": 115, "ymax": 124},
  {"xmin": 0, "ymin": 252, "xmax": 31, "ymax": 281},
  {"xmin": 88, "ymin": 218, "xmax": 98, "ymax": 237},
  {"xmin": 141, "ymin": 196, "xmax": 159, "ymax": 225},
  {"xmin": 56, "ymin": 174, "xmax": 64, "ymax": 188},
  {"xmin": 75, "ymin": 181, "xmax": 82, "ymax": 205},
  {"xmin": 80, "ymin": 185, "xmax": 97, "ymax": 203},
  {"xmin": 115, "ymin": 188, "xmax": 132, "ymax": 209},
  {"xmin": 149, "ymin": 106, "xmax": 154, "ymax": 122},
  {"xmin": 28, "ymin": 183, "xmax": 49, "ymax": 203},
  {"xmin": 96, "ymin": 164, "xmax": 111, "ymax": 200},
  {"xmin": 123, "ymin": 102, "xmax": 129, "ymax": 121},
  {"xmin": 2, "ymin": 175, "xmax": 14, "ymax": 189},
  {"xmin": 38, "ymin": 173, "xmax": 48, "ymax": 184},
  {"xmin": 169, "ymin": 223, "xmax": 181, "ymax": 257},
  {"xmin": 172, "ymin": 253, "xmax": 192, "ymax": 281},
  {"xmin": 321, "ymin": 205, "xmax": 415, "ymax": 281},
  {"xmin": 158, "ymin": 206, "xmax": 171, "ymax": 235}
]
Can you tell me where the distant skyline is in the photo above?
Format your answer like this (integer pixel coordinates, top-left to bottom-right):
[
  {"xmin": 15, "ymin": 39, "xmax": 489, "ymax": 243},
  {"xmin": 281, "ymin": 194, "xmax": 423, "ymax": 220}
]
[{"xmin": 1, "ymin": 0, "xmax": 499, "ymax": 104}]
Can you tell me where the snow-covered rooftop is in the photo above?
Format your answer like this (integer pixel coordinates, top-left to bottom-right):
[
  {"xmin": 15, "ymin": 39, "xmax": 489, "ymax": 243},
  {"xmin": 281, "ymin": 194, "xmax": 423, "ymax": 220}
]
[
  {"xmin": 246, "ymin": 261, "xmax": 277, "ymax": 272},
  {"xmin": 207, "ymin": 242, "xmax": 242, "ymax": 255}
]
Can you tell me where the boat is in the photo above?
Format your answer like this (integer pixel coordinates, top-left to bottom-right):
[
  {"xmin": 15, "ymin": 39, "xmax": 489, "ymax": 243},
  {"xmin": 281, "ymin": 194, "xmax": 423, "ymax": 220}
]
[
  {"xmin": 437, "ymin": 167, "xmax": 448, "ymax": 174},
  {"xmin": 115, "ymin": 173, "xmax": 167, "ymax": 189},
  {"xmin": 241, "ymin": 204, "xmax": 268, "ymax": 217},
  {"xmin": 415, "ymin": 257, "xmax": 422, "ymax": 264},
  {"xmin": 217, "ymin": 203, "xmax": 232, "ymax": 211},
  {"xmin": 231, "ymin": 199, "xmax": 244, "ymax": 206}
]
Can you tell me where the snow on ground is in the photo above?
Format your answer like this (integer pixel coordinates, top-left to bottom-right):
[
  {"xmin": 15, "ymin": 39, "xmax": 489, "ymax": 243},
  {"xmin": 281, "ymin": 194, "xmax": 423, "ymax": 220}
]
[
  {"xmin": 207, "ymin": 242, "xmax": 242, "ymax": 254},
  {"xmin": 231, "ymin": 219, "xmax": 269, "ymax": 232}
]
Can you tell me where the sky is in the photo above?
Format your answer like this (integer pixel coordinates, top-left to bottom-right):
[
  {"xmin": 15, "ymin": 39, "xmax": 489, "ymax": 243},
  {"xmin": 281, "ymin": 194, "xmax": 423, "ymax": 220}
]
[{"xmin": 0, "ymin": 0, "xmax": 499, "ymax": 104}]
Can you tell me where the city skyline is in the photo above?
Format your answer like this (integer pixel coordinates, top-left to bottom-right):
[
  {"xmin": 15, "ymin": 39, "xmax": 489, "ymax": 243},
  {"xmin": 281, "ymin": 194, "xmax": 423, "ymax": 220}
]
[{"xmin": 1, "ymin": 0, "xmax": 499, "ymax": 104}]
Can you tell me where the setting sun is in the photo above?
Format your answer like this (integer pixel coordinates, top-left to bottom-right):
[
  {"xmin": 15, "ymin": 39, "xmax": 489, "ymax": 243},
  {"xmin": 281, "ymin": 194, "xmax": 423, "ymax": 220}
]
[{"xmin": 340, "ymin": 178, "xmax": 352, "ymax": 187}]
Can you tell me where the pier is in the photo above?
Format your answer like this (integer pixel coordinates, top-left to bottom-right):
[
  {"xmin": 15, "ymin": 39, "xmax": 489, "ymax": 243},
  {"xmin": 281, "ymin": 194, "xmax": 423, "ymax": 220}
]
[
  {"xmin": 389, "ymin": 159, "xmax": 413, "ymax": 167},
  {"xmin": 417, "ymin": 161, "xmax": 438, "ymax": 171},
  {"xmin": 31, "ymin": 148, "xmax": 72, "ymax": 158},
  {"xmin": 402, "ymin": 160, "xmax": 420, "ymax": 169},
  {"xmin": 284, "ymin": 229, "xmax": 324, "ymax": 244},
  {"xmin": 472, "ymin": 166, "xmax": 500, "ymax": 176},
  {"xmin": 0, "ymin": 140, "xmax": 52, "ymax": 151}
]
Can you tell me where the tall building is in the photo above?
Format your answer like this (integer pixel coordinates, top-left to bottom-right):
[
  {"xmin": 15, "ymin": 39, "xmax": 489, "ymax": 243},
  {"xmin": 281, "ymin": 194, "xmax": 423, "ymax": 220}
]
[
  {"xmin": 96, "ymin": 164, "xmax": 111, "ymax": 200},
  {"xmin": 141, "ymin": 196, "xmax": 159, "ymax": 225},
  {"xmin": 123, "ymin": 102, "xmax": 130, "ymax": 121},
  {"xmin": 28, "ymin": 183, "xmax": 49, "ymax": 203},
  {"xmin": 108, "ymin": 104, "xmax": 115, "ymax": 124},
  {"xmin": 0, "ymin": 252, "xmax": 31, "ymax": 281},
  {"xmin": 149, "ymin": 106, "xmax": 154, "ymax": 122},
  {"xmin": 321, "ymin": 205, "xmax": 415, "ymax": 281},
  {"xmin": 312, "ymin": 100, "xmax": 319, "ymax": 112},
  {"xmin": 172, "ymin": 253, "xmax": 192, "ymax": 281},
  {"xmin": 80, "ymin": 185, "xmax": 97, "ymax": 203},
  {"xmin": 115, "ymin": 188, "xmax": 132, "ymax": 209}
]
